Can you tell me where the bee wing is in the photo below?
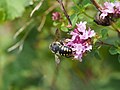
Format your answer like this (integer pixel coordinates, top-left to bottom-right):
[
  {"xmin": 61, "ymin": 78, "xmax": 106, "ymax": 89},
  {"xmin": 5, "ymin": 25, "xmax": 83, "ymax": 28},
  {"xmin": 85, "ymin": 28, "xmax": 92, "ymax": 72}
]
[
  {"xmin": 55, "ymin": 54, "xmax": 61, "ymax": 65},
  {"xmin": 55, "ymin": 29, "xmax": 61, "ymax": 41}
]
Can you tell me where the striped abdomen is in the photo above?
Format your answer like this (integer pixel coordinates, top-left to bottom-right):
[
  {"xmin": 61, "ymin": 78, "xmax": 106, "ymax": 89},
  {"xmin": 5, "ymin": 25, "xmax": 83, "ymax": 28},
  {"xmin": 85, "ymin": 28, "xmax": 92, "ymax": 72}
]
[{"xmin": 58, "ymin": 45, "xmax": 72, "ymax": 57}]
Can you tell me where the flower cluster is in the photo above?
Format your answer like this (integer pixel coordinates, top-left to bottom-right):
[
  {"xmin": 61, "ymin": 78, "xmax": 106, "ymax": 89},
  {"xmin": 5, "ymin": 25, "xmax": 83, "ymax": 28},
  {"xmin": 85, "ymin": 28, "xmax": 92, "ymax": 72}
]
[
  {"xmin": 100, "ymin": 1, "xmax": 120, "ymax": 19},
  {"xmin": 52, "ymin": 12, "xmax": 61, "ymax": 21},
  {"xmin": 65, "ymin": 22, "xmax": 96, "ymax": 61}
]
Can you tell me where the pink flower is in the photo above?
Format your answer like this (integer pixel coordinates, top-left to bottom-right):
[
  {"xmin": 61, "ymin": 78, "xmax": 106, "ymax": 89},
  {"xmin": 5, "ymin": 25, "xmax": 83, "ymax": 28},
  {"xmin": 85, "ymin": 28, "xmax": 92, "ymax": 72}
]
[
  {"xmin": 65, "ymin": 21, "xmax": 96, "ymax": 61},
  {"xmin": 114, "ymin": 2, "xmax": 120, "ymax": 14},
  {"xmin": 103, "ymin": 2, "xmax": 115, "ymax": 13},
  {"xmin": 100, "ymin": 1, "xmax": 120, "ymax": 19},
  {"xmin": 87, "ymin": 28, "xmax": 96, "ymax": 38},
  {"xmin": 76, "ymin": 21, "xmax": 87, "ymax": 32},
  {"xmin": 52, "ymin": 12, "xmax": 61, "ymax": 21},
  {"xmin": 73, "ymin": 43, "xmax": 83, "ymax": 61},
  {"xmin": 100, "ymin": 2, "xmax": 115, "ymax": 19}
]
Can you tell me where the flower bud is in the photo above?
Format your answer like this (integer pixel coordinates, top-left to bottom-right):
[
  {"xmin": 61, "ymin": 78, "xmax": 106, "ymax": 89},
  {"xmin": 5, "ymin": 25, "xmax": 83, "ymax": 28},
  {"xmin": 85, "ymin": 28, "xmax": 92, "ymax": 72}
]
[{"xmin": 52, "ymin": 12, "xmax": 61, "ymax": 21}]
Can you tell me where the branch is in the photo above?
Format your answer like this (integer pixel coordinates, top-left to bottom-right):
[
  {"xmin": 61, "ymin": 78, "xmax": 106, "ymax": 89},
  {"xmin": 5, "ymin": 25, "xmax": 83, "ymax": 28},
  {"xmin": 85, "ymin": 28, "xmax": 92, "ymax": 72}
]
[
  {"xmin": 96, "ymin": 40, "xmax": 114, "ymax": 47},
  {"xmin": 90, "ymin": 0, "xmax": 102, "ymax": 10},
  {"xmin": 30, "ymin": 0, "xmax": 45, "ymax": 17},
  {"xmin": 14, "ymin": 19, "xmax": 33, "ymax": 39},
  {"xmin": 57, "ymin": 0, "xmax": 72, "ymax": 25},
  {"xmin": 111, "ymin": 22, "xmax": 120, "ymax": 33},
  {"xmin": 8, "ymin": 28, "xmax": 32, "ymax": 52},
  {"xmin": 37, "ymin": 16, "xmax": 46, "ymax": 32},
  {"xmin": 37, "ymin": 4, "xmax": 57, "ymax": 31},
  {"xmin": 50, "ymin": 60, "xmax": 61, "ymax": 90}
]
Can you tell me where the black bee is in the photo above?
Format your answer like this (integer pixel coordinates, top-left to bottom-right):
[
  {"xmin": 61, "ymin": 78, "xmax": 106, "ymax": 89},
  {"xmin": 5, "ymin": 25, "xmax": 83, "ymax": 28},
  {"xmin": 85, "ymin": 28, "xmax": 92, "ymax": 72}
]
[
  {"xmin": 49, "ymin": 29, "xmax": 72, "ymax": 65},
  {"xmin": 49, "ymin": 41, "xmax": 73, "ymax": 58},
  {"xmin": 94, "ymin": 12, "xmax": 112, "ymax": 26}
]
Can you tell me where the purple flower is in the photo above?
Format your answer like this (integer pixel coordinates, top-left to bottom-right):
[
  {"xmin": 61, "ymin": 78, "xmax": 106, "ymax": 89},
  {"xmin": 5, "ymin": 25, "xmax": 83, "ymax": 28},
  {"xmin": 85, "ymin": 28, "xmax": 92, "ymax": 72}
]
[
  {"xmin": 100, "ymin": 2, "xmax": 115, "ymax": 19},
  {"xmin": 52, "ymin": 12, "xmax": 61, "ymax": 21},
  {"xmin": 114, "ymin": 2, "xmax": 120, "ymax": 14},
  {"xmin": 65, "ymin": 21, "xmax": 96, "ymax": 61},
  {"xmin": 100, "ymin": 1, "xmax": 120, "ymax": 19}
]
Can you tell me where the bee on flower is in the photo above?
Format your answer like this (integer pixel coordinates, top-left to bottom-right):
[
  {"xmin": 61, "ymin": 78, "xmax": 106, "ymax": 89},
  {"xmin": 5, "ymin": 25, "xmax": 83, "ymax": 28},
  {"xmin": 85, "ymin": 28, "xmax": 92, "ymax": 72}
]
[
  {"xmin": 94, "ymin": 1, "xmax": 120, "ymax": 26},
  {"xmin": 100, "ymin": 1, "xmax": 120, "ymax": 19},
  {"xmin": 64, "ymin": 21, "xmax": 96, "ymax": 61}
]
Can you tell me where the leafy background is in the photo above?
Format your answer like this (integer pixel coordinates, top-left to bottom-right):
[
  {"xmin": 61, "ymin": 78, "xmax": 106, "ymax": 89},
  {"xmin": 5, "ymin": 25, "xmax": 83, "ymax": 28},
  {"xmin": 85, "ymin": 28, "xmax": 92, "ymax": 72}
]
[{"xmin": 0, "ymin": 0, "xmax": 120, "ymax": 90}]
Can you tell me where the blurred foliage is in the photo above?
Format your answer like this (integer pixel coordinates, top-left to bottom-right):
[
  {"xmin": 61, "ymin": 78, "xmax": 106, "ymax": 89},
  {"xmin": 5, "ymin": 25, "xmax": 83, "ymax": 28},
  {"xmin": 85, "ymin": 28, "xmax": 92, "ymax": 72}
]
[
  {"xmin": 0, "ymin": 0, "xmax": 120, "ymax": 90},
  {"xmin": 0, "ymin": 0, "xmax": 33, "ymax": 21}
]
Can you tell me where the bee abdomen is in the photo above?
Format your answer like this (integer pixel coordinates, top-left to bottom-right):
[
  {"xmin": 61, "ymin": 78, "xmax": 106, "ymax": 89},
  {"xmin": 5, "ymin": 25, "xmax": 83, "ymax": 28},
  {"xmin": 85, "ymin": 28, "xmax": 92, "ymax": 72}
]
[
  {"xmin": 50, "ymin": 41, "xmax": 73, "ymax": 57},
  {"xmin": 59, "ymin": 46, "xmax": 72, "ymax": 57}
]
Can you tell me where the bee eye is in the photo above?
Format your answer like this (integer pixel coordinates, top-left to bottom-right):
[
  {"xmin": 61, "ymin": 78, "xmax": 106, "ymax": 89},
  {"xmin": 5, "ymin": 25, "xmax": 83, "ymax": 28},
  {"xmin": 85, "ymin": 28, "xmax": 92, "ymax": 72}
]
[{"xmin": 53, "ymin": 43, "xmax": 56, "ymax": 45}]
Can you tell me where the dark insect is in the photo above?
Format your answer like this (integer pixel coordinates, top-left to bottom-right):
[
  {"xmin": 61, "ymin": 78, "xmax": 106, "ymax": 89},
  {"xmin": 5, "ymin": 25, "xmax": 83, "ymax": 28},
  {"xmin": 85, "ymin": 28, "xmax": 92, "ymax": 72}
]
[
  {"xmin": 94, "ymin": 12, "xmax": 112, "ymax": 26},
  {"xmin": 49, "ymin": 29, "xmax": 72, "ymax": 65},
  {"xmin": 49, "ymin": 41, "xmax": 73, "ymax": 58}
]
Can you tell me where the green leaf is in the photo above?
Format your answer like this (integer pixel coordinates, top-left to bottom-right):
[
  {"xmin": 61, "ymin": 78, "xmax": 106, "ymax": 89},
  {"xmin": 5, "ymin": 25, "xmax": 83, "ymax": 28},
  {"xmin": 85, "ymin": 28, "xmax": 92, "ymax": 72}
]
[
  {"xmin": 53, "ymin": 21, "xmax": 60, "ymax": 27},
  {"xmin": 61, "ymin": 26, "xmax": 69, "ymax": 32},
  {"xmin": 113, "ymin": 40, "xmax": 120, "ymax": 47},
  {"xmin": 83, "ymin": 3, "xmax": 92, "ymax": 9},
  {"xmin": 110, "ymin": 0, "xmax": 115, "ymax": 2},
  {"xmin": 82, "ymin": 0, "xmax": 91, "ymax": 6},
  {"xmin": 0, "ymin": 8, "xmax": 5, "ymax": 22},
  {"xmin": 109, "ymin": 47, "xmax": 118, "ymax": 55},
  {"xmin": 72, "ymin": 6, "xmax": 80, "ymax": 12},
  {"xmin": 116, "ymin": 48, "xmax": 120, "ymax": 54},
  {"xmin": 0, "ymin": 0, "xmax": 32, "ymax": 20},
  {"xmin": 94, "ymin": 51, "xmax": 101, "ymax": 60},
  {"xmin": 118, "ymin": 55, "xmax": 120, "ymax": 63},
  {"xmin": 72, "ymin": 0, "xmax": 79, "ymax": 3},
  {"xmin": 100, "ymin": 29, "xmax": 108, "ymax": 40},
  {"xmin": 72, "ymin": 0, "xmax": 84, "ymax": 12},
  {"xmin": 70, "ymin": 13, "xmax": 78, "ymax": 27}
]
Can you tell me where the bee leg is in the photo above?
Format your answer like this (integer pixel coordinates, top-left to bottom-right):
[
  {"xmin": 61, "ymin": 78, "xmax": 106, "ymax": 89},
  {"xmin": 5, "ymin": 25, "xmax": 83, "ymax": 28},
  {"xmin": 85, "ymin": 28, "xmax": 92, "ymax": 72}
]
[{"xmin": 55, "ymin": 54, "xmax": 61, "ymax": 65}]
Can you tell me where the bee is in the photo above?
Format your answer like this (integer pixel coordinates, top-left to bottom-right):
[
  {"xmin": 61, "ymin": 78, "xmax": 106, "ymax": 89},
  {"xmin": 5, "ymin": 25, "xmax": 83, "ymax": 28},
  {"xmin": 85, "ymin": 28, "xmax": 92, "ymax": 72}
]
[
  {"xmin": 49, "ymin": 29, "xmax": 73, "ymax": 65},
  {"xmin": 49, "ymin": 41, "xmax": 73, "ymax": 57},
  {"xmin": 94, "ymin": 12, "xmax": 111, "ymax": 26}
]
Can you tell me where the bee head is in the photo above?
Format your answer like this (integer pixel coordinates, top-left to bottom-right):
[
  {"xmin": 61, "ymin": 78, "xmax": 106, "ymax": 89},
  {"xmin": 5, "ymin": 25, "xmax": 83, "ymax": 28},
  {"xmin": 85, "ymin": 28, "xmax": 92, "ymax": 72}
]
[{"xmin": 49, "ymin": 42, "xmax": 61, "ymax": 53}]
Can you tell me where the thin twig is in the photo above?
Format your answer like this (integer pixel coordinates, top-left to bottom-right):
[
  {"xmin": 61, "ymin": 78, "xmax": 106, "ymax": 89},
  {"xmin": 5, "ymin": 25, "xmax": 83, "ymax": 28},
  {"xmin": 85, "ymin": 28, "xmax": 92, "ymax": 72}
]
[
  {"xmin": 37, "ymin": 4, "xmax": 58, "ymax": 31},
  {"xmin": 8, "ymin": 28, "xmax": 32, "ymax": 52},
  {"xmin": 57, "ymin": 0, "xmax": 72, "ymax": 25},
  {"xmin": 90, "ymin": 0, "xmax": 102, "ymax": 10},
  {"xmin": 8, "ymin": 41, "xmax": 22, "ymax": 52},
  {"xmin": 37, "ymin": 16, "xmax": 46, "ymax": 32},
  {"xmin": 14, "ymin": 19, "xmax": 33, "ymax": 39},
  {"xmin": 50, "ymin": 61, "xmax": 61, "ymax": 90},
  {"xmin": 30, "ymin": 0, "xmax": 45, "ymax": 17},
  {"xmin": 44, "ymin": 4, "xmax": 58, "ymax": 15},
  {"xmin": 111, "ymin": 22, "xmax": 120, "ymax": 33},
  {"xmin": 96, "ymin": 40, "xmax": 114, "ymax": 47}
]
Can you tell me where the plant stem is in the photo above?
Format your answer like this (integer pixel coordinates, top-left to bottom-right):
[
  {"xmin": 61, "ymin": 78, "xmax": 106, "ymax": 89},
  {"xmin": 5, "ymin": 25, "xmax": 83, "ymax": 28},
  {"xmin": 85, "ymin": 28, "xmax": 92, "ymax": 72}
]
[
  {"xmin": 50, "ymin": 62, "xmax": 61, "ymax": 90},
  {"xmin": 111, "ymin": 22, "xmax": 120, "ymax": 33},
  {"xmin": 30, "ymin": 0, "xmax": 45, "ymax": 17},
  {"xmin": 14, "ymin": 19, "xmax": 33, "ymax": 39},
  {"xmin": 38, "ymin": 4, "xmax": 57, "ymax": 31},
  {"xmin": 57, "ymin": 0, "xmax": 72, "ymax": 25},
  {"xmin": 90, "ymin": 0, "xmax": 102, "ymax": 10},
  {"xmin": 97, "ymin": 40, "xmax": 114, "ymax": 47}
]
